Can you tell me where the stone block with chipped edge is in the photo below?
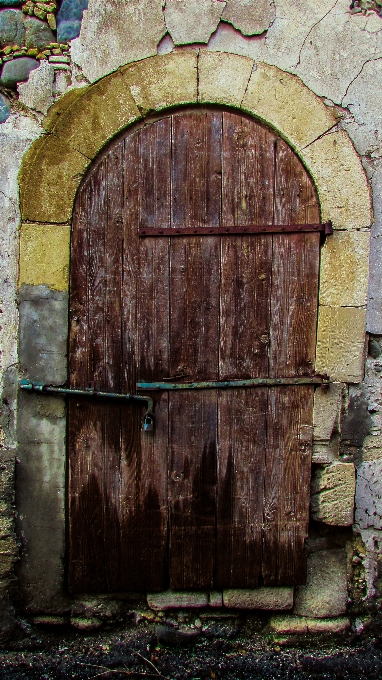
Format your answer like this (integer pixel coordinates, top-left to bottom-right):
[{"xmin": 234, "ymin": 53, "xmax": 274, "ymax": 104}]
[
  {"xmin": 310, "ymin": 463, "xmax": 355, "ymax": 526},
  {"xmin": 302, "ymin": 131, "xmax": 372, "ymax": 230},
  {"xmin": 319, "ymin": 231, "xmax": 370, "ymax": 307},
  {"xmin": 147, "ymin": 591, "xmax": 208, "ymax": 610},
  {"xmin": 223, "ymin": 587, "xmax": 293, "ymax": 610},
  {"xmin": 19, "ymin": 223, "xmax": 70, "ymax": 292},
  {"xmin": 43, "ymin": 71, "xmax": 141, "ymax": 161},
  {"xmin": 312, "ymin": 442, "xmax": 338, "ymax": 465},
  {"xmin": 198, "ymin": 51, "xmax": 254, "ymax": 107},
  {"xmin": 313, "ymin": 383, "xmax": 343, "ymax": 442},
  {"xmin": 241, "ymin": 63, "xmax": 338, "ymax": 150},
  {"xmin": 18, "ymin": 60, "xmax": 54, "ymax": 115},
  {"xmin": 123, "ymin": 52, "xmax": 198, "ymax": 115},
  {"xmin": 294, "ymin": 550, "xmax": 347, "ymax": 618},
  {"xmin": 355, "ymin": 461, "xmax": 382, "ymax": 531},
  {"xmin": 269, "ymin": 614, "xmax": 350, "ymax": 635},
  {"xmin": 315, "ymin": 306, "xmax": 366, "ymax": 384},
  {"xmin": 20, "ymin": 134, "xmax": 89, "ymax": 224},
  {"xmin": 221, "ymin": 0, "xmax": 275, "ymax": 36},
  {"xmin": 70, "ymin": 0, "xmax": 166, "ymax": 84},
  {"xmin": 165, "ymin": 0, "xmax": 224, "ymax": 45}
]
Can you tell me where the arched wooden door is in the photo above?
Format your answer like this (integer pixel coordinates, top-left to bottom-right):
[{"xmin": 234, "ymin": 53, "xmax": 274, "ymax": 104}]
[{"xmin": 68, "ymin": 108, "xmax": 321, "ymax": 593}]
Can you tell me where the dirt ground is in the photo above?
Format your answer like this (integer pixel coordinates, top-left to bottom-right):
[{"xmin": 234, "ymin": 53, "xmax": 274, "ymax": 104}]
[{"xmin": 1, "ymin": 615, "xmax": 382, "ymax": 680}]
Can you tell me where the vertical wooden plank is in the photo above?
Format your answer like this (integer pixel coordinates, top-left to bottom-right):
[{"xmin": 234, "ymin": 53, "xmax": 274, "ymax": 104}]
[
  {"xmin": 172, "ymin": 110, "xmax": 222, "ymax": 229},
  {"xmin": 219, "ymin": 235, "xmax": 272, "ymax": 380},
  {"xmin": 168, "ymin": 111, "xmax": 221, "ymax": 587},
  {"xmin": 269, "ymin": 233, "xmax": 320, "ymax": 378},
  {"xmin": 68, "ymin": 158, "xmax": 108, "ymax": 593},
  {"xmin": 262, "ymin": 385, "xmax": 313, "ymax": 585},
  {"xmin": 273, "ymin": 138, "xmax": 320, "ymax": 225},
  {"xmin": 169, "ymin": 390, "xmax": 217, "ymax": 589},
  {"xmin": 222, "ymin": 111, "xmax": 275, "ymax": 226},
  {"xmin": 216, "ymin": 388, "xmax": 267, "ymax": 588}
]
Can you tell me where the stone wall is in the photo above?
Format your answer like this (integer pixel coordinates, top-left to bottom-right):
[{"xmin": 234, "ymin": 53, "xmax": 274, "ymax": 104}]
[{"xmin": 0, "ymin": 0, "xmax": 382, "ymax": 640}]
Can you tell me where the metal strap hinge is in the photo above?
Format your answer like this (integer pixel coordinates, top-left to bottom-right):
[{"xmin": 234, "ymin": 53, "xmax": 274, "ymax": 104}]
[{"xmin": 137, "ymin": 376, "xmax": 330, "ymax": 390}]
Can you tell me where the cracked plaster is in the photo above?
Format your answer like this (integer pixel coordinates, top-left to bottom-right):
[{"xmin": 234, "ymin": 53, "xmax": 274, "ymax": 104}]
[{"xmin": 164, "ymin": 0, "xmax": 225, "ymax": 45}]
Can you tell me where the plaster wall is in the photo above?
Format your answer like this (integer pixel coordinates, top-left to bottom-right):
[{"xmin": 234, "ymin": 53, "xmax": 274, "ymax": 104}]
[{"xmin": 0, "ymin": 0, "xmax": 381, "ymax": 638}]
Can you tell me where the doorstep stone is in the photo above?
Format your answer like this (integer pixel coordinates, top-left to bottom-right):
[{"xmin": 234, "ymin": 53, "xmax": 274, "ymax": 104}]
[
  {"xmin": 147, "ymin": 591, "xmax": 209, "ymax": 610},
  {"xmin": 269, "ymin": 614, "xmax": 350, "ymax": 635},
  {"xmin": 294, "ymin": 549, "xmax": 348, "ymax": 618},
  {"xmin": 223, "ymin": 587, "xmax": 294, "ymax": 610}
]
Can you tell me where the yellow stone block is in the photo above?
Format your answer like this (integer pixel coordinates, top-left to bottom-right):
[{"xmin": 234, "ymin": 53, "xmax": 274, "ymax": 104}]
[
  {"xmin": 315, "ymin": 306, "xmax": 366, "ymax": 383},
  {"xmin": 319, "ymin": 230, "xmax": 370, "ymax": 306},
  {"xmin": 303, "ymin": 131, "xmax": 372, "ymax": 229},
  {"xmin": 19, "ymin": 223, "xmax": 70, "ymax": 291},
  {"xmin": 242, "ymin": 63, "xmax": 338, "ymax": 150},
  {"xmin": 198, "ymin": 51, "xmax": 254, "ymax": 107},
  {"xmin": 123, "ymin": 52, "xmax": 198, "ymax": 114},
  {"xmin": 43, "ymin": 72, "xmax": 142, "ymax": 160},
  {"xmin": 20, "ymin": 135, "xmax": 89, "ymax": 223}
]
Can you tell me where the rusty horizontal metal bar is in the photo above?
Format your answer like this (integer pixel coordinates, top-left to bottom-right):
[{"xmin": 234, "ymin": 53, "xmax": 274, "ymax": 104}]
[
  {"xmin": 19, "ymin": 380, "xmax": 154, "ymax": 414},
  {"xmin": 139, "ymin": 221, "xmax": 333, "ymax": 237},
  {"xmin": 137, "ymin": 376, "xmax": 329, "ymax": 390}
]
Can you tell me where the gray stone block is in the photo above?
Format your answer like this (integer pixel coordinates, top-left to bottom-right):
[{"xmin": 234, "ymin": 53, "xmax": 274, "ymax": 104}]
[
  {"xmin": 24, "ymin": 16, "xmax": 55, "ymax": 50},
  {"xmin": 0, "ymin": 93, "xmax": 10, "ymax": 124},
  {"xmin": 19, "ymin": 285, "xmax": 68, "ymax": 385},
  {"xmin": 294, "ymin": 550, "xmax": 348, "ymax": 618},
  {"xmin": 147, "ymin": 591, "xmax": 208, "ymax": 610},
  {"xmin": 223, "ymin": 587, "xmax": 294, "ymax": 610},
  {"xmin": 0, "ymin": 9, "xmax": 25, "ymax": 48},
  {"xmin": 355, "ymin": 461, "xmax": 382, "ymax": 530},
  {"xmin": 0, "ymin": 57, "xmax": 39, "ymax": 89}
]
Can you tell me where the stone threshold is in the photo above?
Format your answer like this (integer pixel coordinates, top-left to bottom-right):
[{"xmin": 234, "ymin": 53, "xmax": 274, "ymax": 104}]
[{"xmin": 147, "ymin": 587, "xmax": 294, "ymax": 611}]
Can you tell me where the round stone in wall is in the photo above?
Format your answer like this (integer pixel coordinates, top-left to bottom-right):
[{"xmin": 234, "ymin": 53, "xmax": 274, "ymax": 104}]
[
  {"xmin": 0, "ymin": 9, "xmax": 25, "ymax": 47},
  {"xmin": 57, "ymin": 0, "xmax": 88, "ymax": 42},
  {"xmin": 0, "ymin": 56, "xmax": 39, "ymax": 89},
  {"xmin": 24, "ymin": 16, "xmax": 55, "ymax": 50},
  {"xmin": 0, "ymin": 92, "xmax": 11, "ymax": 122}
]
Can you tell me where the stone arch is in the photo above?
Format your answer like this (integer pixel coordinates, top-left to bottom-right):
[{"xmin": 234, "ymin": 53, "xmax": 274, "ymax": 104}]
[{"xmin": 19, "ymin": 50, "xmax": 372, "ymax": 382}]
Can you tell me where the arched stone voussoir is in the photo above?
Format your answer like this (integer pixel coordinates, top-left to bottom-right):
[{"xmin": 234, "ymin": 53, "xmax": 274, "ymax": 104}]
[
  {"xmin": 198, "ymin": 51, "xmax": 255, "ymax": 108},
  {"xmin": 302, "ymin": 130, "xmax": 372, "ymax": 230}
]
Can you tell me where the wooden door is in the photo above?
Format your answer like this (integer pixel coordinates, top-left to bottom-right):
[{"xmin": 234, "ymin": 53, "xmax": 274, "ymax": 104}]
[{"xmin": 68, "ymin": 109, "xmax": 321, "ymax": 593}]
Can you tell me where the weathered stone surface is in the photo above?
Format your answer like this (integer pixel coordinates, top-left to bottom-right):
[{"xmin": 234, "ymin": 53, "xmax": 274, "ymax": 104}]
[
  {"xmin": 269, "ymin": 614, "xmax": 350, "ymax": 635},
  {"xmin": 302, "ymin": 130, "xmax": 372, "ymax": 230},
  {"xmin": 315, "ymin": 306, "xmax": 366, "ymax": 383},
  {"xmin": 209, "ymin": 591, "xmax": 223, "ymax": 608},
  {"xmin": 198, "ymin": 51, "xmax": 253, "ymax": 107},
  {"xmin": 342, "ymin": 59, "xmax": 382, "ymax": 159},
  {"xmin": 223, "ymin": 587, "xmax": 294, "ymax": 610},
  {"xmin": 242, "ymin": 63, "xmax": 338, "ymax": 150},
  {"xmin": 33, "ymin": 616, "xmax": 67, "ymax": 626},
  {"xmin": 0, "ymin": 57, "xmax": 39, "ymax": 89},
  {"xmin": 165, "ymin": 0, "xmax": 224, "ymax": 45},
  {"xmin": 207, "ymin": 21, "xmax": 266, "ymax": 60},
  {"xmin": 18, "ymin": 285, "xmax": 68, "ymax": 384},
  {"xmin": 222, "ymin": 0, "xmax": 275, "ymax": 36},
  {"xmin": 294, "ymin": 550, "xmax": 348, "ymax": 618},
  {"xmin": 368, "ymin": 162, "xmax": 382, "ymax": 334},
  {"xmin": 319, "ymin": 231, "xmax": 370, "ymax": 307},
  {"xmin": 18, "ymin": 60, "xmax": 54, "ymax": 115},
  {"xmin": 0, "ymin": 0, "xmax": 23, "ymax": 6},
  {"xmin": 0, "ymin": 9, "xmax": 25, "ymax": 48},
  {"xmin": 20, "ymin": 133, "xmax": 89, "ymax": 223},
  {"xmin": 147, "ymin": 591, "xmax": 208, "ymax": 610},
  {"xmin": 43, "ymin": 72, "xmax": 141, "ymax": 160},
  {"xmin": 71, "ymin": 596, "xmax": 121, "ymax": 620},
  {"xmin": 124, "ymin": 52, "xmax": 198, "ymax": 115},
  {"xmin": 57, "ymin": 0, "xmax": 88, "ymax": 42},
  {"xmin": 362, "ymin": 434, "xmax": 382, "ymax": 462},
  {"xmin": 0, "ymin": 93, "xmax": 10, "ymax": 123},
  {"xmin": 295, "ymin": 6, "xmax": 382, "ymax": 105},
  {"xmin": 313, "ymin": 384, "xmax": 343, "ymax": 443},
  {"xmin": 19, "ymin": 223, "xmax": 70, "ymax": 291},
  {"xmin": 24, "ymin": 16, "xmax": 55, "ymax": 50},
  {"xmin": 310, "ymin": 463, "xmax": 356, "ymax": 526},
  {"xmin": 71, "ymin": 0, "xmax": 166, "ymax": 83},
  {"xmin": 355, "ymin": 461, "xmax": 382, "ymax": 530},
  {"xmin": 341, "ymin": 387, "xmax": 372, "ymax": 455},
  {"xmin": 201, "ymin": 619, "xmax": 239, "ymax": 638}
]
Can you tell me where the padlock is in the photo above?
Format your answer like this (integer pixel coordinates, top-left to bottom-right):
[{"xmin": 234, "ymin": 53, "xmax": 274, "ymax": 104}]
[{"xmin": 143, "ymin": 413, "xmax": 154, "ymax": 432}]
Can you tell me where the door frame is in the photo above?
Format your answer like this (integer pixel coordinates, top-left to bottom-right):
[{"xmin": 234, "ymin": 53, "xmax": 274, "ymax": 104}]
[{"xmin": 17, "ymin": 52, "xmax": 371, "ymax": 609}]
